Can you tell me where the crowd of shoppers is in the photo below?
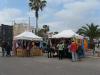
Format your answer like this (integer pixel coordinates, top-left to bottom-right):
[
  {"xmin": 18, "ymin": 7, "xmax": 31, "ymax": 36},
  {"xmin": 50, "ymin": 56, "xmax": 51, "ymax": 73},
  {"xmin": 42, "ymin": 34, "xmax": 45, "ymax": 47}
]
[
  {"xmin": 47, "ymin": 40, "xmax": 85, "ymax": 62},
  {"xmin": 0, "ymin": 39, "xmax": 97, "ymax": 62}
]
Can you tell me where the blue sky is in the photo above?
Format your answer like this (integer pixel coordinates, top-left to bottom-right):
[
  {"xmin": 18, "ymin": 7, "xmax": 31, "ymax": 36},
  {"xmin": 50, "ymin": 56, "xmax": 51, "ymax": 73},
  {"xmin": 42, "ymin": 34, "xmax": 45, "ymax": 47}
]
[
  {"xmin": 0, "ymin": 0, "xmax": 100, "ymax": 32},
  {"xmin": 0, "ymin": 0, "xmax": 28, "ymax": 11}
]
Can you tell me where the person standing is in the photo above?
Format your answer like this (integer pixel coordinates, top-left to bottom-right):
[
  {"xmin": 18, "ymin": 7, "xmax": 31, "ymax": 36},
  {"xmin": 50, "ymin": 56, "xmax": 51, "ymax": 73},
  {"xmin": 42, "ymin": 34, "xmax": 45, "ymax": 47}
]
[
  {"xmin": 1, "ymin": 41, "xmax": 7, "ymax": 56},
  {"xmin": 70, "ymin": 41, "xmax": 78, "ymax": 62},
  {"xmin": 26, "ymin": 42, "xmax": 32, "ymax": 57},
  {"xmin": 47, "ymin": 44, "xmax": 52, "ymax": 58},
  {"xmin": 6, "ymin": 42, "xmax": 11, "ymax": 56},
  {"xmin": 92, "ymin": 41, "xmax": 95, "ymax": 56},
  {"xmin": 57, "ymin": 42, "xmax": 64, "ymax": 60},
  {"xmin": 77, "ymin": 43, "xmax": 82, "ymax": 61},
  {"xmin": 63, "ymin": 42, "xmax": 67, "ymax": 57}
]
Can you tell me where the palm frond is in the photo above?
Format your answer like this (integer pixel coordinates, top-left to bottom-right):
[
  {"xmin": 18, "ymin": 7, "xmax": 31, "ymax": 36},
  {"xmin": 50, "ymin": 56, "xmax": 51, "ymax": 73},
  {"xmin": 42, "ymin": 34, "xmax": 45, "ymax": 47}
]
[
  {"xmin": 82, "ymin": 26, "xmax": 89, "ymax": 31},
  {"xmin": 77, "ymin": 23, "xmax": 100, "ymax": 39},
  {"xmin": 40, "ymin": 0, "xmax": 47, "ymax": 11},
  {"xmin": 29, "ymin": 0, "xmax": 46, "ymax": 11}
]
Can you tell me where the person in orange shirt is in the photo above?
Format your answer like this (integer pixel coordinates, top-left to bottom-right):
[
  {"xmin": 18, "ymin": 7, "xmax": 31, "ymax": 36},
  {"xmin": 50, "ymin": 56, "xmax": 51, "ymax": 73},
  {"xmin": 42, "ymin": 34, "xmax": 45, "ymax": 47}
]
[{"xmin": 84, "ymin": 39, "xmax": 88, "ymax": 51}]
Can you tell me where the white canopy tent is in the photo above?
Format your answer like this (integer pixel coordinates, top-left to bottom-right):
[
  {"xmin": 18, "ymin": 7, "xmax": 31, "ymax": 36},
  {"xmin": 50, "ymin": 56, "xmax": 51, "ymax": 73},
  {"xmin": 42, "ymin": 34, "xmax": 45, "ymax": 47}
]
[
  {"xmin": 52, "ymin": 30, "xmax": 80, "ymax": 38},
  {"xmin": 14, "ymin": 31, "xmax": 42, "ymax": 41}
]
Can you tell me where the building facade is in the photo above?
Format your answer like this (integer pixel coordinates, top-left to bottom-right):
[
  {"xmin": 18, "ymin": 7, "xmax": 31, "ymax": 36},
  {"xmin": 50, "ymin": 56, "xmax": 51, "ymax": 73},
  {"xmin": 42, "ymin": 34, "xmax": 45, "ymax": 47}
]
[
  {"xmin": 13, "ymin": 23, "xmax": 35, "ymax": 36},
  {"xmin": 0, "ymin": 24, "xmax": 13, "ymax": 47}
]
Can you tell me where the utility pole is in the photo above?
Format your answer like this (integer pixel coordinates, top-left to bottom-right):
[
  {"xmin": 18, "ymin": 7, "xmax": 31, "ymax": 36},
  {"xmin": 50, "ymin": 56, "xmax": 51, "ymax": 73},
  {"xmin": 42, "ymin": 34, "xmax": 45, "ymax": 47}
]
[
  {"xmin": 28, "ymin": 17, "xmax": 31, "ymax": 31},
  {"xmin": 12, "ymin": 20, "xmax": 16, "ymax": 26},
  {"xmin": 28, "ymin": 0, "xmax": 31, "ymax": 32}
]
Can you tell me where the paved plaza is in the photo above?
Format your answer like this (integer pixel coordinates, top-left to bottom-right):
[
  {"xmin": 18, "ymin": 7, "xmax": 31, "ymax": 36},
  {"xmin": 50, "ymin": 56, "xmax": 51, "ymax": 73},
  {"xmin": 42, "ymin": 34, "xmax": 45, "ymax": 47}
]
[{"xmin": 0, "ymin": 54, "xmax": 100, "ymax": 75}]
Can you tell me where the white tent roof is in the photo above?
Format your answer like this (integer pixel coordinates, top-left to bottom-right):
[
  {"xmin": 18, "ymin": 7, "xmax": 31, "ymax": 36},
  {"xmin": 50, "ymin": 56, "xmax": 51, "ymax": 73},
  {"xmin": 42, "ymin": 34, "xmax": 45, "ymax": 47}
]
[
  {"xmin": 52, "ymin": 30, "xmax": 80, "ymax": 38},
  {"xmin": 14, "ymin": 31, "xmax": 42, "ymax": 40}
]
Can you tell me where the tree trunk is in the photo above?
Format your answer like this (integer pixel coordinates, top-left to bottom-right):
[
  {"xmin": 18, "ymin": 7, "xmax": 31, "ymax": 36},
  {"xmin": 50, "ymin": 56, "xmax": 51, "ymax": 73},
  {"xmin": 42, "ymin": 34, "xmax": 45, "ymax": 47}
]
[
  {"xmin": 35, "ymin": 10, "xmax": 38, "ymax": 35},
  {"xmin": 90, "ymin": 37, "xmax": 94, "ymax": 49},
  {"xmin": 36, "ymin": 17, "xmax": 38, "ymax": 34}
]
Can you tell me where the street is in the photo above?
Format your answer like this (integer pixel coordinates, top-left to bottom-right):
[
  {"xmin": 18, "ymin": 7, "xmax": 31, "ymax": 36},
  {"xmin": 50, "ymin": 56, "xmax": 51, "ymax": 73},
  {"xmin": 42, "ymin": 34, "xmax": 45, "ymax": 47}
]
[{"xmin": 0, "ymin": 55, "xmax": 100, "ymax": 75}]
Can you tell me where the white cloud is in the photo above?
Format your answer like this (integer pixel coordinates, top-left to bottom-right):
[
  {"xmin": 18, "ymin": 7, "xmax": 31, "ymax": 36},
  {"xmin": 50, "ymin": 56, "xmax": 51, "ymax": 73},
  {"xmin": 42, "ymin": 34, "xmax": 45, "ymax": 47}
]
[
  {"xmin": 55, "ymin": 0, "xmax": 99, "ymax": 21},
  {"xmin": 39, "ymin": 21, "xmax": 64, "ymax": 32},
  {"xmin": 0, "ymin": 8, "xmax": 22, "ymax": 24},
  {"xmin": 0, "ymin": 0, "xmax": 100, "ymax": 32},
  {"xmin": 40, "ymin": 0, "xmax": 100, "ymax": 32},
  {"xmin": 0, "ymin": 8, "xmax": 31, "ymax": 25},
  {"xmin": 27, "ymin": 11, "xmax": 35, "ymax": 17}
]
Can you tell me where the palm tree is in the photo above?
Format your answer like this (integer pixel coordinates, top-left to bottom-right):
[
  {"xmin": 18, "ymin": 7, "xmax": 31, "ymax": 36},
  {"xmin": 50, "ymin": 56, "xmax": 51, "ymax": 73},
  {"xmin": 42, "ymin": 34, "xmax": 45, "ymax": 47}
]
[
  {"xmin": 37, "ymin": 25, "xmax": 49, "ymax": 37},
  {"xmin": 77, "ymin": 23, "xmax": 100, "ymax": 43},
  {"xmin": 42, "ymin": 25, "xmax": 49, "ymax": 43},
  {"xmin": 54, "ymin": 32, "xmax": 58, "ymax": 35},
  {"xmin": 37, "ymin": 28, "xmax": 44, "ymax": 37},
  {"xmin": 43, "ymin": 25, "xmax": 49, "ymax": 34},
  {"xmin": 29, "ymin": 0, "xmax": 47, "ymax": 34}
]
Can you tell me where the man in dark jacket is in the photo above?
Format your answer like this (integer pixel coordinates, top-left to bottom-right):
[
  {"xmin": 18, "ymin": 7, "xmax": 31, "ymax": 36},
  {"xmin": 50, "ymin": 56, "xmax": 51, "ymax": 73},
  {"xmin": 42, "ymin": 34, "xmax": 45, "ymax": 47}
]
[
  {"xmin": 92, "ymin": 41, "xmax": 95, "ymax": 56},
  {"xmin": 47, "ymin": 44, "xmax": 52, "ymax": 58},
  {"xmin": 6, "ymin": 43, "xmax": 11, "ymax": 56},
  {"xmin": 1, "ymin": 41, "xmax": 7, "ymax": 56}
]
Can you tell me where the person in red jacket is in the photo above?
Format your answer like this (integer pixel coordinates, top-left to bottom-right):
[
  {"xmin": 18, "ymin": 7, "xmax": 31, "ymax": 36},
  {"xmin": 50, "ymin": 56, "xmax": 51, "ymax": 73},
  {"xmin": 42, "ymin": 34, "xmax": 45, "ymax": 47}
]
[{"xmin": 70, "ymin": 41, "xmax": 78, "ymax": 62}]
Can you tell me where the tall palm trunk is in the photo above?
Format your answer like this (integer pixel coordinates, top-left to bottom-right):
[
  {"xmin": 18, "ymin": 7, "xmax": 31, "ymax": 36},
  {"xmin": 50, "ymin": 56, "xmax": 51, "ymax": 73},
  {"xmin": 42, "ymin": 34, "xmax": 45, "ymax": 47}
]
[
  {"xmin": 90, "ymin": 37, "xmax": 94, "ymax": 49},
  {"xmin": 35, "ymin": 10, "xmax": 38, "ymax": 34},
  {"xmin": 36, "ymin": 16, "xmax": 38, "ymax": 34}
]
